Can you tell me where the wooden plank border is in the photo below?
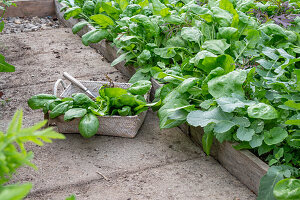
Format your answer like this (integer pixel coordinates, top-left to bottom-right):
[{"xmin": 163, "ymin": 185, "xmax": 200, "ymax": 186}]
[
  {"xmin": 2, "ymin": 0, "xmax": 55, "ymax": 18},
  {"xmin": 54, "ymin": 0, "xmax": 269, "ymax": 195}
]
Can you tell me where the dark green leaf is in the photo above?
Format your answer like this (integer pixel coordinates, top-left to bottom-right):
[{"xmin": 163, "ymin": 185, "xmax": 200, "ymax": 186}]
[{"xmin": 78, "ymin": 113, "xmax": 99, "ymax": 138}]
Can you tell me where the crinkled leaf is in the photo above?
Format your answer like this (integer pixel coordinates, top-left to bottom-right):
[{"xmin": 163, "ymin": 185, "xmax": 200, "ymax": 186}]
[
  {"xmin": 187, "ymin": 107, "xmax": 232, "ymax": 127},
  {"xmin": 208, "ymin": 70, "xmax": 247, "ymax": 99},
  {"xmin": 248, "ymin": 103, "xmax": 278, "ymax": 120},
  {"xmin": 236, "ymin": 127, "xmax": 255, "ymax": 141},
  {"xmin": 201, "ymin": 39, "xmax": 230, "ymax": 55}
]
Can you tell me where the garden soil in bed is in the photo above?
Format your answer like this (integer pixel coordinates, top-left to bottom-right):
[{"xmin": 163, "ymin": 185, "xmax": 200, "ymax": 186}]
[{"xmin": 1, "ymin": 27, "xmax": 255, "ymax": 199}]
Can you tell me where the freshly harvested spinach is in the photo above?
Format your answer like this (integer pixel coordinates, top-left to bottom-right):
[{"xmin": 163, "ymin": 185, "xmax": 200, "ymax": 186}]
[{"xmin": 28, "ymin": 80, "xmax": 152, "ymax": 138}]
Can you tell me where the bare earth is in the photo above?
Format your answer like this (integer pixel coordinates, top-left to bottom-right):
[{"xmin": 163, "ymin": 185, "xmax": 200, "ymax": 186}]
[{"xmin": 0, "ymin": 28, "xmax": 256, "ymax": 200}]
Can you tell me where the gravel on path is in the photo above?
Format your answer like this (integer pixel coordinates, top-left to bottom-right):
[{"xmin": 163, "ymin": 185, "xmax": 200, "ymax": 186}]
[{"xmin": 1, "ymin": 16, "xmax": 61, "ymax": 34}]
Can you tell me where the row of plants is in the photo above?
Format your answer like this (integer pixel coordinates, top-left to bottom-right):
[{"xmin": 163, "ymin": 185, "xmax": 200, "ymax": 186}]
[{"xmin": 56, "ymin": 0, "xmax": 299, "ymax": 199}]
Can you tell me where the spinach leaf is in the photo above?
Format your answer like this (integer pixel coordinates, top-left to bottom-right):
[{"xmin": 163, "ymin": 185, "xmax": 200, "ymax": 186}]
[{"xmin": 78, "ymin": 113, "xmax": 99, "ymax": 138}]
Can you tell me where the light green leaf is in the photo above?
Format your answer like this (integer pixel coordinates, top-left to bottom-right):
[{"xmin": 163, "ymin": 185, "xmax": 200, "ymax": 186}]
[
  {"xmin": 64, "ymin": 7, "xmax": 82, "ymax": 20},
  {"xmin": 154, "ymin": 47, "xmax": 176, "ymax": 59},
  {"xmin": 249, "ymin": 134, "xmax": 264, "ymax": 148},
  {"xmin": 202, "ymin": 131, "xmax": 214, "ymax": 156},
  {"xmin": 208, "ymin": 70, "xmax": 247, "ymax": 99},
  {"xmin": 247, "ymin": 103, "xmax": 278, "ymax": 120},
  {"xmin": 236, "ymin": 127, "xmax": 255, "ymax": 141},
  {"xmin": 257, "ymin": 166, "xmax": 286, "ymax": 200},
  {"xmin": 202, "ymin": 39, "xmax": 230, "ymax": 55},
  {"xmin": 217, "ymin": 96, "xmax": 252, "ymax": 112},
  {"xmin": 273, "ymin": 178, "xmax": 300, "ymax": 200},
  {"xmin": 0, "ymin": 54, "xmax": 15, "ymax": 72},
  {"xmin": 0, "ymin": 183, "xmax": 32, "ymax": 200},
  {"xmin": 214, "ymin": 120, "xmax": 236, "ymax": 133},
  {"xmin": 127, "ymin": 80, "xmax": 152, "ymax": 95},
  {"xmin": 187, "ymin": 107, "xmax": 232, "ymax": 127},
  {"xmin": 72, "ymin": 21, "xmax": 89, "ymax": 34},
  {"xmin": 90, "ymin": 14, "xmax": 114, "ymax": 28},
  {"xmin": 64, "ymin": 108, "xmax": 87, "ymax": 121},
  {"xmin": 264, "ymin": 127, "xmax": 288, "ymax": 145},
  {"xmin": 181, "ymin": 27, "xmax": 202, "ymax": 43}
]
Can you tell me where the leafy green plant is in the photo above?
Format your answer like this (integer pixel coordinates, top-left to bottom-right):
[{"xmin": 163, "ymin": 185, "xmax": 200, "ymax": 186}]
[
  {"xmin": 59, "ymin": 0, "xmax": 300, "ymax": 198},
  {"xmin": 0, "ymin": 110, "xmax": 65, "ymax": 199},
  {"xmin": 0, "ymin": 0, "xmax": 16, "ymax": 72},
  {"xmin": 28, "ymin": 80, "xmax": 152, "ymax": 138}
]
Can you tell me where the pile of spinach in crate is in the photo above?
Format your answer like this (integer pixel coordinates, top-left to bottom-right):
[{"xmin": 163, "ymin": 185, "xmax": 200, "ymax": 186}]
[
  {"xmin": 57, "ymin": 0, "xmax": 300, "ymax": 199},
  {"xmin": 28, "ymin": 80, "xmax": 151, "ymax": 138}
]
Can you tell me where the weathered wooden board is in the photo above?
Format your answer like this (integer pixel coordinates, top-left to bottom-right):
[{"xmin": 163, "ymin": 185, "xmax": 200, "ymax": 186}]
[
  {"xmin": 3, "ymin": 0, "xmax": 55, "ymax": 17},
  {"xmin": 190, "ymin": 126, "xmax": 269, "ymax": 195},
  {"xmin": 55, "ymin": 0, "xmax": 269, "ymax": 195}
]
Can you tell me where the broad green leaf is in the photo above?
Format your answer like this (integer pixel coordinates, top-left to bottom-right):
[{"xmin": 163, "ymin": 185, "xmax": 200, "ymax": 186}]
[
  {"xmin": 78, "ymin": 113, "xmax": 99, "ymax": 138},
  {"xmin": 129, "ymin": 69, "xmax": 151, "ymax": 83},
  {"xmin": 236, "ymin": 127, "xmax": 255, "ymax": 141},
  {"xmin": 249, "ymin": 134, "xmax": 264, "ymax": 148},
  {"xmin": 259, "ymin": 23, "xmax": 287, "ymax": 38},
  {"xmin": 82, "ymin": 29, "xmax": 109, "ymax": 46},
  {"xmin": 151, "ymin": 0, "xmax": 170, "ymax": 17},
  {"xmin": 187, "ymin": 107, "xmax": 232, "ymax": 127},
  {"xmin": 262, "ymin": 47, "xmax": 279, "ymax": 61},
  {"xmin": 101, "ymin": 88, "xmax": 127, "ymax": 98},
  {"xmin": 0, "ymin": 54, "xmax": 15, "ymax": 72},
  {"xmin": 211, "ymin": 7, "xmax": 232, "ymax": 27},
  {"xmin": 181, "ymin": 4, "xmax": 213, "ymax": 22},
  {"xmin": 284, "ymin": 100, "xmax": 300, "ymax": 110},
  {"xmin": 158, "ymin": 99, "xmax": 190, "ymax": 129},
  {"xmin": 208, "ymin": 70, "xmax": 247, "ymax": 99},
  {"xmin": 216, "ymin": 96, "xmax": 252, "ymax": 112},
  {"xmin": 0, "ymin": 183, "xmax": 32, "ymax": 200},
  {"xmin": 181, "ymin": 27, "xmax": 202, "ymax": 43},
  {"xmin": 90, "ymin": 14, "xmax": 114, "ymax": 28},
  {"xmin": 127, "ymin": 80, "xmax": 151, "ymax": 95},
  {"xmin": 153, "ymin": 47, "xmax": 176, "ymax": 59},
  {"xmin": 218, "ymin": 27, "xmax": 238, "ymax": 39},
  {"xmin": 250, "ymin": 120, "xmax": 264, "ymax": 133},
  {"xmin": 273, "ymin": 179, "xmax": 300, "ymax": 200},
  {"xmin": 232, "ymin": 116, "xmax": 250, "ymax": 127},
  {"xmin": 111, "ymin": 52, "xmax": 130, "ymax": 67},
  {"xmin": 28, "ymin": 94, "xmax": 58, "ymax": 110},
  {"xmin": 82, "ymin": 0, "xmax": 95, "ymax": 16},
  {"xmin": 257, "ymin": 166, "xmax": 286, "ymax": 200},
  {"xmin": 50, "ymin": 101, "xmax": 72, "ymax": 118},
  {"xmin": 116, "ymin": 0, "xmax": 129, "ymax": 11},
  {"xmin": 64, "ymin": 7, "xmax": 82, "ymax": 20},
  {"xmin": 64, "ymin": 108, "xmax": 87, "ymax": 121},
  {"xmin": 190, "ymin": 50, "xmax": 217, "ymax": 66},
  {"xmin": 264, "ymin": 127, "xmax": 288, "ymax": 145},
  {"xmin": 118, "ymin": 106, "xmax": 132, "ymax": 116},
  {"xmin": 72, "ymin": 21, "xmax": 89, "ymax": 34},
  {"xmin": 214, "ymin": 120, "xmax": 236, "ymax": 133},
  {"xmin": 202, "ymin": 131, "xmax": 214, "ymax": 156},
  {"xmin": 219, "ymin": 0, "xmax": 239, "ymax": 27},
  {"xmin": 247, "ymin": 103, "xmax": 278, "ymax": 120},
  {"xmin": 137, "ymin": 49, "xmax": 151, "ymax": 65},
  {"xmin": 201, "ymin": 39, "xmax": 230, "ymax": 55},
  {"xmin": 73, "ymin": 93, "xmax": 93, "ymax": 105},
  {"xmin": 101, "ymin": 2, "xmax": 121, "ymax": 20},
  {"xmin": 0, "ymin": 21, "xmax": 4, "ymax": 32}
]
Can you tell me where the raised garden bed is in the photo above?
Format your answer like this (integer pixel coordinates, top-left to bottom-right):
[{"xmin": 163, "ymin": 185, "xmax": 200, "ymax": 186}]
[
  {"xmin": 2, "ymin": 0, "xmax": 55, "ymax": 18},
  {"xmin": 54, "ymin": 0, "xmax": 270, "ymax": 195}
]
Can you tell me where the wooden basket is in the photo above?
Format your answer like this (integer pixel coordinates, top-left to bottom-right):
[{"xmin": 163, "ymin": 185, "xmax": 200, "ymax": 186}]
[{"xmin": 46, "ymin": 80, "xmax": 149, "ymax": 138}]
